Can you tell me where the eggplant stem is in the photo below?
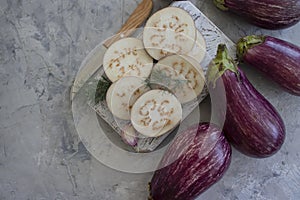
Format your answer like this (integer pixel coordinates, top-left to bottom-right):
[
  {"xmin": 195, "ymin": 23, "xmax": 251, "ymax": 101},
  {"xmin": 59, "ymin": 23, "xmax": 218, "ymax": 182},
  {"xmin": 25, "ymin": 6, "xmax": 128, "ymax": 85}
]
[
  {"xmin": 148, "ymin": 182, "xmax": 154, "ymax": 200},
  {"xmin": 207, "ymin": 44, "xmax": 238, "ymax": 87},
  {"xmin": 237, "ymin": 35, "xmax": 265, "ymax": 61},
  {"xmin": 213, "ymin": 0, "xmax": 228, "ymax": 11},
  {"xmin": 148, "ymin": 196, "xmax": 154, "ymax": 200}
]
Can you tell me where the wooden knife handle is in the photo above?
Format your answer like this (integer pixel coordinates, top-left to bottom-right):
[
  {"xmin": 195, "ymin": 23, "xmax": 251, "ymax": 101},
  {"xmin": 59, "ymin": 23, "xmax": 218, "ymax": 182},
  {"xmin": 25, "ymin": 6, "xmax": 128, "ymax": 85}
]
[{"xmin": 103, "ymin": 0, "xmax": 153, "ymax": 48}]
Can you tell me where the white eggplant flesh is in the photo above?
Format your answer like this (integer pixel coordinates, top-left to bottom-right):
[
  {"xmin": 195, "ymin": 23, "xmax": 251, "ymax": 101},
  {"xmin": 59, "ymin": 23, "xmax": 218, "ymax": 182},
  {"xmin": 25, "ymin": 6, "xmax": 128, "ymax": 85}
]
[
  {"xmin": 143, "ymin": 7, "xmax": 196, "ymax": 60},
  {"xmin": 103, "ymin": 37, "xmax": 153, "ymax": 82},
  {"xmin": 106, "ymin": 76, "xmax": 150, "ymax": 120},
  {"xmin": 187, "ymin": 30, "xmax": 206, "ymax": 63},
  {"xmin": 131, "ymin": 89, "xmax": 182, "ymax": 137},
  {"xmin": 150, "ymin": 55, "xmax": 205, "ymax": 103}
]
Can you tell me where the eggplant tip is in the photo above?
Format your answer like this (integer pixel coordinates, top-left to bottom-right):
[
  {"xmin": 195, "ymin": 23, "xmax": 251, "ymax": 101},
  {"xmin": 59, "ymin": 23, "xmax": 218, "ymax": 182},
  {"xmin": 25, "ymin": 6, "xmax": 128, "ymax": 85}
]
[{"xmin": 213, "ymin": 0, "xmax": 228, "ymax": 11}]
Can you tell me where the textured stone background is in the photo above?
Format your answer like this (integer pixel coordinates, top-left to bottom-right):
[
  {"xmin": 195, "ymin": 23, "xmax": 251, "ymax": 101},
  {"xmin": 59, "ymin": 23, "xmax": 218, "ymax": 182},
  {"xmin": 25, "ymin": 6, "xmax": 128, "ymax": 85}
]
[{"xmin": 0, "ymin": 0, "xmax": 299, "ymax": 199}]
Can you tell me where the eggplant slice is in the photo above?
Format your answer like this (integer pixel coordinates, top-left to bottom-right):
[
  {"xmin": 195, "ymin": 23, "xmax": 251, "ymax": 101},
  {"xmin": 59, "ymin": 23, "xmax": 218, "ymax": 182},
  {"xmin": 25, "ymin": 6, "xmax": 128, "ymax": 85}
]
[
  {"xmin": 150, "ymin": 55, "xmax": 205, "ymax": 103},
  {"xmin": 106, "ymin": 76, "xmax": 150, "ymax": 120},
  {"xmin": 143, "ymin": 7, "xmax": 196, "ymax": 60},
  {"xmin": 103, "ymin": 37, "xmax": 153, "ymax": 82},
  {"xmin": 131, "ymin": 89, "xmax": 182, "ymax": 137}
]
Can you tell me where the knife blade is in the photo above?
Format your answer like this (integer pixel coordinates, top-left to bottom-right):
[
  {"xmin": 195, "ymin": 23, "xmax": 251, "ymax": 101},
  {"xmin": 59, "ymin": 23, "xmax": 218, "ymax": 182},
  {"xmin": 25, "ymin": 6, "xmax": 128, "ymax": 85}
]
[{"xmin": 70, "ymin": 0, "xmax": 153, "ymax": 101}]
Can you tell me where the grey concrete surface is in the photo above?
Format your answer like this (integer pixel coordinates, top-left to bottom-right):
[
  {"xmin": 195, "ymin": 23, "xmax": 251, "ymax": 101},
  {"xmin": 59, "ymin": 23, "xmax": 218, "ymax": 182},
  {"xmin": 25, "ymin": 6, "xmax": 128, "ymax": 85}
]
[{"xmin": 0, "ymin": 0, "xmax": 299, "ymax": 199}]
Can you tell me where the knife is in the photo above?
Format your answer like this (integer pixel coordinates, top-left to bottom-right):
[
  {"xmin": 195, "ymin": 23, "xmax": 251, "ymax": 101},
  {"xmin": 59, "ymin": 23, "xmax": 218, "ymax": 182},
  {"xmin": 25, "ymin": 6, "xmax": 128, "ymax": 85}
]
[{"xmin": 70, "ymin": 0, "xmax": 153, "ymax": 101}]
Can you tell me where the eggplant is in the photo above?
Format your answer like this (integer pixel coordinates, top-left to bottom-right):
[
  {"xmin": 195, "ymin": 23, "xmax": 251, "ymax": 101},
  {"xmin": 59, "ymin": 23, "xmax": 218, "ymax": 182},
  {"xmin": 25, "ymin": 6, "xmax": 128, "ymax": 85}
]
[
  {"xmin": 149, "ymin": 123, "xmax": 231, "ymax": 200},
  {"xmin": 213, "ymin": 0, "xmax": 300, "ymax": 29},
  {"xmin": 208, "ymin": 44, "xmax": 285, "ymax": 158},
  {"xmin": 237, "ymin": 35, "xmax": 300, "ymax": 96}
]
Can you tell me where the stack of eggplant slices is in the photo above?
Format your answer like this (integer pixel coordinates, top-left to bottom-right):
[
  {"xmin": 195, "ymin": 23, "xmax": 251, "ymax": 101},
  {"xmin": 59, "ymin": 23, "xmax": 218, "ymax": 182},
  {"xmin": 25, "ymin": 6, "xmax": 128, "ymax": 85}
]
[
  {"xmin": 103, "ymin": 7, "xmax": 206, "ymax": 140},
  {"xmin": 97, "ymin": 3, "xmax": 300, "ymax": 200}
]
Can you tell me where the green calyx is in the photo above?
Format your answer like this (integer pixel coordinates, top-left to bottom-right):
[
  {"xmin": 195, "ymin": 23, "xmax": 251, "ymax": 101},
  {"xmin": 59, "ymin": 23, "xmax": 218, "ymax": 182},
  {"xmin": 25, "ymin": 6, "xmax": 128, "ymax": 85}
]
[
  {"xmin": 236, "ymin": 35, "xmax": 266, "ymax": 61},
  {"xmin": 207, "ymin": 44, "xmax": 238, "ymax": 87},
  {"xmin": 213, "ymin": 0, "xmax": 228, "ymax": 11}
]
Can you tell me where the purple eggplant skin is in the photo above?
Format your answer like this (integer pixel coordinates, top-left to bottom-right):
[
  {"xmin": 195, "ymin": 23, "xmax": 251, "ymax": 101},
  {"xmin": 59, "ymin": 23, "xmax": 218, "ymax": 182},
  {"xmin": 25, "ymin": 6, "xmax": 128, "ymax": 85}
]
[
  {"xmin": 213, "ymin": 0, "xmax": 300, "ymax": 29},
  {"xmin": 237, "ymin": 35, "xmax": 300, "ymax": 96},
  {"xmin": 149, "ymin": 123, "xmax": 231, "ymax": 200},
  {"xmin": 208, "ymin": 44, "xmax": 286, "ymax": 158}
]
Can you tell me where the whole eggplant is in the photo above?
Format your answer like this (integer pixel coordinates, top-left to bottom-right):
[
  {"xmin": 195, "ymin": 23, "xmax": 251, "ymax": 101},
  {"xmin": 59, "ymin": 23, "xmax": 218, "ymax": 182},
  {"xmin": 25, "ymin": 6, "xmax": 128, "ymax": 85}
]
[
  {"xmin": 208, "ymin": 44, "xmax": 285, "ymax": 158},
  {"xmin": 237, "ymin": 35, "xmax": 300, "ymax": 96},
  {"xmin": 149, "ymin": 123, "xmax": 231, "ymax": 200},
  {"xmin": 213, "ymin": 0, "xmax": 300, "ymax": 29}
]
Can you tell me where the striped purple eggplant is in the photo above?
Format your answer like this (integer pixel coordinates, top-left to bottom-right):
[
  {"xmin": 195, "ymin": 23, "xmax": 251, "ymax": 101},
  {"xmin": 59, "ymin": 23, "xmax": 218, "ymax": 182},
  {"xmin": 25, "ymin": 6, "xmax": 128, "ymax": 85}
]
[
  {"xmin": 149, "ymin": 123, "xmax": 231, "ymax": 200},
  {"xmin": 213, "ymin": 0, "xmax": 300, "ymax": 29},
  {"xmin": 208, "ymin": 44, "xmax": 285, "ymax": 158},
  {"xmin": 237, "ymin": 35, "xmax": 300, "ymax": 95}
]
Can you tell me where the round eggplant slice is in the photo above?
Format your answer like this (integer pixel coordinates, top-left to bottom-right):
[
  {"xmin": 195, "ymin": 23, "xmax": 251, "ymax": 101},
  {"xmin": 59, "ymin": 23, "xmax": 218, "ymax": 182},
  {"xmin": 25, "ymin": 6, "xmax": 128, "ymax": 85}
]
[
  {"xmin": 106, "ymin": 76, "xmax": 150, "ymax": 120},
  {"xmin": 131, "ymin": 89, "xmax": 182, "ymax": 138},
  {"xmin": 143, "ymin": 7, "xmax": 196, "ymax": 60},
  {"xmin": 150, "ymin": 55, "xmax": 205, "ymax": 103},
  {"xmin": 103, "ymin": 37, "xmax": 153, "ymax": 82},
  {"xmin": 187, "ymin": 30, "xmax": 206, "ymax": 63}
]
